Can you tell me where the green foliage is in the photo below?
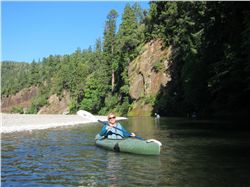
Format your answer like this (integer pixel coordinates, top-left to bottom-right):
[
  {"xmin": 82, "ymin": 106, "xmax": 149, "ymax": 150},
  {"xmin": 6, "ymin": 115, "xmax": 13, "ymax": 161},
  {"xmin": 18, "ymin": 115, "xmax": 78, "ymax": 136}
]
[
  {"xmin": 153, "ymin": 59, "xmax": 164, "ymax": 72},
  {"xmin": 4, "ymin": 2, "xmax": 248, "ymax": 118},
  {"xmin": 99, "ymin": 94, "xmax": 120, "ymax": 115},
  {"xmin": 148, "ymin": 1, "xmax": 207, "ymax": 116},
  {"xmin": 1, "ymin": 61, "xmax": 32, "ymax": 95},
  {"xmin": 116, "ymin": 96, "xmax": 130, "ymax": 115},
  {"xmin": 1, "ymin": 2, "xmax": 148, "ymax": 116},
  {"xmin": 103, "ymin": 9, "xmax": 118, "ymax": 56},
  {"xmin": 99, "ymin": 94, "xmax": 130, "ymax": 116},
  {"xmin": 143, "ymin": 95, "xmax": 156, "ymax": 105},
  {"xmin": 117, "ymin": 4, "xmax": 140, "ymax": 61},
  {"xmin": 68, "ymin": 99, "xmax": 79, "ymax": 114},
  {"xmin": 29, "ymin": 94, "xmax": 48, "ymax": 114},
  {"xmin": 80, "ymin": 66, "xmax": 110, "ymax": 113},
  {"xmin": 151, "ymin": 1, "xmax": 250, "ymax": 118},
  {"xmin": 26, "ymin": 105, "xmax": 37, "ymax": 114},
  {"xmin": 11, "ymin": 106, "xmax": 24, "ymax": 114}
]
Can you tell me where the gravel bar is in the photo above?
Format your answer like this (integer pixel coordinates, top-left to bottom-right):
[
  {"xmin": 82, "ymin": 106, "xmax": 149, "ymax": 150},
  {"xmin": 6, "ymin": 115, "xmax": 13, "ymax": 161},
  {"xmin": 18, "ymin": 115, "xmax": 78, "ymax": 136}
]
[{"xmin": 1, "ymin": 113, "xmax": 127, "ymax": 133}]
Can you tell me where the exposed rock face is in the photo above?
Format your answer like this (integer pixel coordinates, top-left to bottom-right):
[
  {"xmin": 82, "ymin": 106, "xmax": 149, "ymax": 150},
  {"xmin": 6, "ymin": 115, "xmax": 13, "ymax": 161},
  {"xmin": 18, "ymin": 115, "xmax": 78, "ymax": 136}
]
[
  {"xmin": 129, "ymin": 73, "xmax": 145, "ymax": 99},
  {"xmin": 38, "ymin": 90, "xmax": 70, "ymax": 114},
  {"xmin": 1, "ymin": 86, "xmax": 39, "ymax": 113},
  {"xmin": 128, "ymin": 40, "xmax": 171, "ymax": 116},
  {"xmin": 1, "ymin": 86, "xmax": 70, "ymax": 114}
]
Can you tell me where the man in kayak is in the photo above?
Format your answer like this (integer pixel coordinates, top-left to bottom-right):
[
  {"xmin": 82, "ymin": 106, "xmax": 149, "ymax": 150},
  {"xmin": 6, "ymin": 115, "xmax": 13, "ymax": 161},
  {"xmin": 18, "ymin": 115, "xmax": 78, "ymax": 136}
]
[{"xmin": 98, "ymin": 113, "xmax": 136, "ymax": 139}]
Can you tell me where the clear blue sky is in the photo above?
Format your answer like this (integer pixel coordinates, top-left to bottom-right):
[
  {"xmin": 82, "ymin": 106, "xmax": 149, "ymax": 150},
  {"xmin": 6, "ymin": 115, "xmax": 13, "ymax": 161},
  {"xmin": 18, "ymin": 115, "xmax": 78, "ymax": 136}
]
[{"xmin": 1, "ymin": 1, "xmax": 150, "ymax": 63}]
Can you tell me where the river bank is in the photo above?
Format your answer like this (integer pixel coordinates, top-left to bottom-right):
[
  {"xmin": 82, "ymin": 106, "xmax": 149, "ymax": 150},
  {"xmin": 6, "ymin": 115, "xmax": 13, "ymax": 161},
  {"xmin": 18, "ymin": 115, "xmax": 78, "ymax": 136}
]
[{"xmin": 1, "ymin": 113, "xmax": 127, "ymax": 133}]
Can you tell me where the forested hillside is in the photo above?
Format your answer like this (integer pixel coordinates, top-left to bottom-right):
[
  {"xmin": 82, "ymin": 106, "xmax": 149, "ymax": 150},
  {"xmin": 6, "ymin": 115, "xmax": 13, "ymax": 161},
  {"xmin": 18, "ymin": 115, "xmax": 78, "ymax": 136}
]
[
  {"xmin": 1, "ymin": 2, "xmax": 250, "ymax": 118},
  {"xmin": 148, "ymin": 2, "xmax": 250, "ymax": 118}
]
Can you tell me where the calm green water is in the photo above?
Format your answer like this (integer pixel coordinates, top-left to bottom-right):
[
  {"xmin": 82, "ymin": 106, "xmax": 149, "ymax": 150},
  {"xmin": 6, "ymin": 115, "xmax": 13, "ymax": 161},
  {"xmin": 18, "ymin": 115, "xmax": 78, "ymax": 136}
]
[{"xmin": 2, "ymin": 117, "xmax": 250, "ymax": 186}]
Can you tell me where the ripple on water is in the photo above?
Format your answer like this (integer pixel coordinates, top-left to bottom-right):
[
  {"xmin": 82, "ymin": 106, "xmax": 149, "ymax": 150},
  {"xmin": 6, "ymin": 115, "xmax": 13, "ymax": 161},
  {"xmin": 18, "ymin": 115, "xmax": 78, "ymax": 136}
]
[{"xmin": 2, "ymin": 118, "xmax": 250, "ymax": 186}]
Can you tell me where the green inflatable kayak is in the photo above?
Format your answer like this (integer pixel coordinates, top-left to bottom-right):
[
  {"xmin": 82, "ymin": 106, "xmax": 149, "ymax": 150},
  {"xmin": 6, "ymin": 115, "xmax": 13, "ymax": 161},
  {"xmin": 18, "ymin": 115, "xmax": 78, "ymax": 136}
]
[{"xmin": 95, "ymin": 135, "xmax": 162, "ymax": 155}]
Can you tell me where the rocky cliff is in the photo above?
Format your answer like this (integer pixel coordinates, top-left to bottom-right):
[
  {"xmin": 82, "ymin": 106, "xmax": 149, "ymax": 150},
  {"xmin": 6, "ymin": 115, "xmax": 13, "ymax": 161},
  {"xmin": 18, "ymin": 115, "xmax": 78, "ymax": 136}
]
[
  {"xmin": 1, "ymin": 86, "xmax": 39, "ymax": 113},
  {"xmin": 1, "ymin": 86, "xmax": 70, "ymax": 114},
  {"xmin": 38, "ymin": 90, "xmax": 70, "ymax": 114},
  {"xmin": 2, "ymin": 39, "xmax": 171, "ymax": 116},
  {"xmin": 128, "ymin": 40, "xmax": 171, "ymax": 116}
]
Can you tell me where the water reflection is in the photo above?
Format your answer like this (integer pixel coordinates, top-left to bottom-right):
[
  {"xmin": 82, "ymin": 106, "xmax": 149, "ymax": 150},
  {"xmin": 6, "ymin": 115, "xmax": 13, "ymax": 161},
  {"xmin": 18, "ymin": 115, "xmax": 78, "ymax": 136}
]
[
  {"xmin": 105, "ymin": 152, "xmax": 121, "ymax": 186},
  {"xmin": 126, "ymin": 117, "xmax": 161, "ymax": 139},
  {"xmin": 2, "ymin": 118, "xmax": 250, "ymax": 186},
  {"xmin": 155, "ymin": 117, "xmax": 160, "ymax": 127}
]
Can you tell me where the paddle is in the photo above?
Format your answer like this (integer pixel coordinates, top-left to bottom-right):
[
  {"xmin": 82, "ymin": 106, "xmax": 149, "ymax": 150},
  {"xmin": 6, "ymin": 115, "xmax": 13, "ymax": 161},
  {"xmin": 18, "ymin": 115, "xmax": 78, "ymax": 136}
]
[
  {"xmin": 77, "ymin": 110, "xmax": 162, "ymax": 146},
  {"xmin": 77, "ymin": 110, "xmax": 144, "ymax": 140}
]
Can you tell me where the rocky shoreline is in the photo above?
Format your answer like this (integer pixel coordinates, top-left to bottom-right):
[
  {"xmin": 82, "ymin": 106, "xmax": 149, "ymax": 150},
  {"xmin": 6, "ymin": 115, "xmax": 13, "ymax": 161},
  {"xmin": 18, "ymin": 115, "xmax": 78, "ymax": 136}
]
[{"xmin": 1, "ymin": 113, "xmax": 127, "ymax": 133}]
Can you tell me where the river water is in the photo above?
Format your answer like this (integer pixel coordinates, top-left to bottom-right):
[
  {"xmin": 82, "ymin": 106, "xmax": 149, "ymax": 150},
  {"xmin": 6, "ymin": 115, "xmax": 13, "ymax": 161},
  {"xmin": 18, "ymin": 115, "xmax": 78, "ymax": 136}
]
[{"xmin": 2, "ymin": 117, "xmax": 250, "ymax": 186}]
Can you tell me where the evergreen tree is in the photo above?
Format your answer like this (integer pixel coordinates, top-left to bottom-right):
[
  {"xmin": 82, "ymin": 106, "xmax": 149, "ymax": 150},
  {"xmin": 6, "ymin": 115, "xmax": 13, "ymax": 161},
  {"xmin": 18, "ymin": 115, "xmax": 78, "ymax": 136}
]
[
  {"xmin": 95, "ymin": 38, "xmax": 102, "ymax": 53},
  {"xmin": 202, "ymin": 2, "xmax": 250, "ymax": 117},
  {"xmin": 117, "ymin": 3, "xmax": 139, "ymax": 61},
  {"xmin": 116, "ymin": 3, "xmax": 140, "ymax": 98},
  {"xmin": 103, "ymin": 9, "xmax": 118, "ymax": 92}
]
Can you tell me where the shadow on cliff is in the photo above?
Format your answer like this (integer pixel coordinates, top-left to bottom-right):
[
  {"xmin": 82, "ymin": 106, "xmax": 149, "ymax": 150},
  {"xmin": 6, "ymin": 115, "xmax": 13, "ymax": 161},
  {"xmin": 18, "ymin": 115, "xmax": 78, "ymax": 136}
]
[
  {"xmin": 153, "ymin": 84, "xmax": 182, "ymax": 117},
  {"xmin": 153, "ymin": 82, "xmax": 250, "ymax": 120}
]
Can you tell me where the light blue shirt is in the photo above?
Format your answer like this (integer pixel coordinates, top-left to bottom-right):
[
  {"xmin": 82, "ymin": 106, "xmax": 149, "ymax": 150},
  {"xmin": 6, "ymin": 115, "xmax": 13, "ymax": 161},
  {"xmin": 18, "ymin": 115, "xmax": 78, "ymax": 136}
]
[{"xmin": 99, "ymin": 122, "xmax": 130, "ymax": 139}]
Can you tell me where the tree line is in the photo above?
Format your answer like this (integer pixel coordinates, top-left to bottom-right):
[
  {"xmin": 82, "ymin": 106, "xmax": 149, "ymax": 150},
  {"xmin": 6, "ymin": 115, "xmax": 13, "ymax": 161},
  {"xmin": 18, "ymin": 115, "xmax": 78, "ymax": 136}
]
[
  {"xmin": 1, "ymin": 3, "xmax": 146, "ymax": 115},
  {"xmin": 149, "ymin": 2, "xmax": 250, "ymax": 118},
  {"xmin": 1, "ymin": 2, "xmax": 250, "ymax": 118}
]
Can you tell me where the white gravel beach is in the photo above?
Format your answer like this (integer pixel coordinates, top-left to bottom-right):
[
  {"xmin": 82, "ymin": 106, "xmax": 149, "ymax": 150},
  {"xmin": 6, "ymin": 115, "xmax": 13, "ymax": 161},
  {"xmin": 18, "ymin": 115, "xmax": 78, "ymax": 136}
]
[{"xmin": 1, "ymin": 113, "xmax": 127, "ymax": 133}]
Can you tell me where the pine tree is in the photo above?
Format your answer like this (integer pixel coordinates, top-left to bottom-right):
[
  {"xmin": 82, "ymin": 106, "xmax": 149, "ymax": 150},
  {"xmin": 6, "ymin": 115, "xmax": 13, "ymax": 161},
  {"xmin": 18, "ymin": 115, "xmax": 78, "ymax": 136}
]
[
  {"xmin": 117, "ymin": 3, "xmax": 139, "ymax": 62},
  {"xmin": 103, "ymin": 9, "xmax": 118, "ymax": 92}
]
